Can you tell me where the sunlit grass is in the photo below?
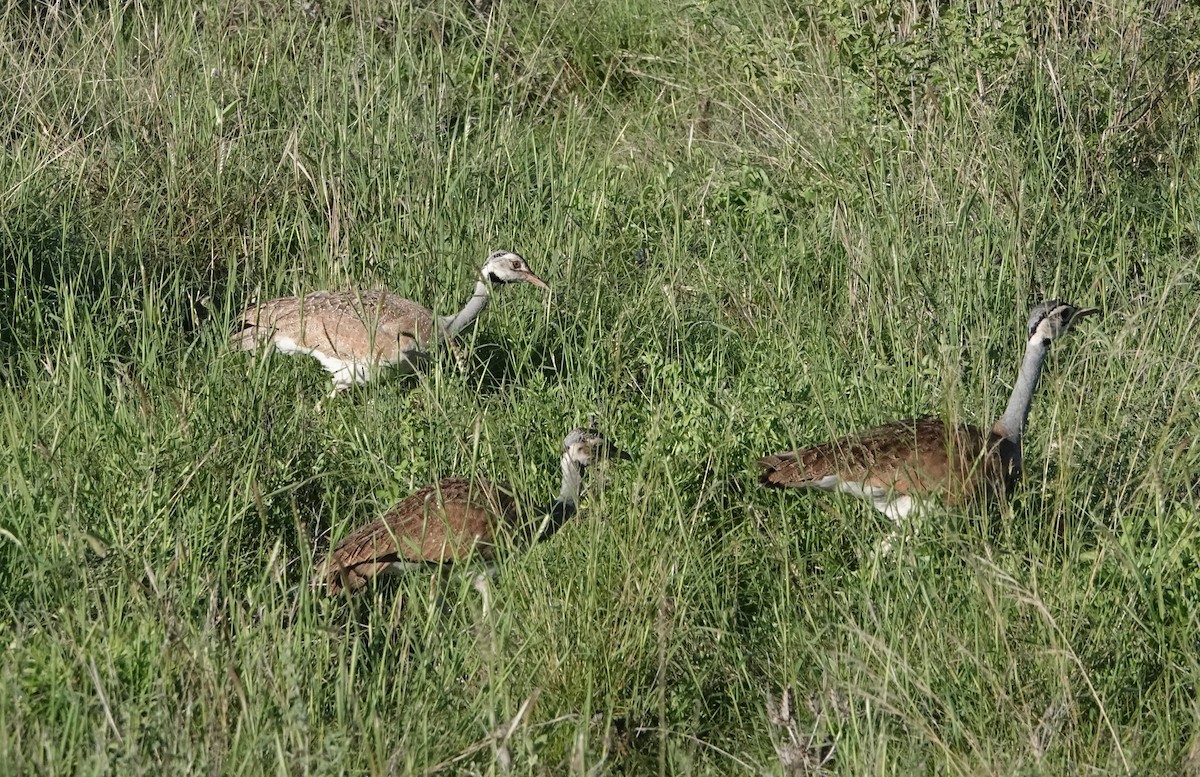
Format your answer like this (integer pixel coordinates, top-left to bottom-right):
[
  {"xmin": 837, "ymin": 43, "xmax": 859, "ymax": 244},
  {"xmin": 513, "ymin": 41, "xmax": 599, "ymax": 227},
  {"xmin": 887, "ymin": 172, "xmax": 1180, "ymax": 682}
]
[{"xmin": 1, "ymin": 0, "xmax": 1199, "ymax": 773}]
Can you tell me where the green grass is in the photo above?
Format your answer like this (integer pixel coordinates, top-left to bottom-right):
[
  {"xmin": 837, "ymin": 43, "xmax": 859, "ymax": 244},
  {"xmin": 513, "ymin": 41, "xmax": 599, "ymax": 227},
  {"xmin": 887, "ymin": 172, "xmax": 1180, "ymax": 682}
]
[{"xmin": 2, "ymin": 0, "xmax": 1200, "ymax": 773}]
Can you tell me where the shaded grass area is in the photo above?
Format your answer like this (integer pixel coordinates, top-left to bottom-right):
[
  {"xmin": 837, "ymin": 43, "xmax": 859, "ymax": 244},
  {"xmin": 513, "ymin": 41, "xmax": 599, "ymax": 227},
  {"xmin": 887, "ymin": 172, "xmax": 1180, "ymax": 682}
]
[{"xmin": 2, "ymin": 0, "xmax": 1200, "ymax": 773}]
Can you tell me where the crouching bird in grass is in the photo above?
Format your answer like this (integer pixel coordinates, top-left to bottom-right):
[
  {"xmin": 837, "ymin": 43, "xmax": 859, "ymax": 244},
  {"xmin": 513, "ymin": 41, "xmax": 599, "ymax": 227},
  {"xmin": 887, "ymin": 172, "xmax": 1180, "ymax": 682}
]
[
  {"xmin": 232, "ymin": 250, "xmax": 549, "ymax": 395},
  {"xmin": 757, "ymin": 300, "xmax": 1100, "ymax": 542},
  {"xmin": 320, "ymin": 426, "xmax": 627, "ymax": 595}
]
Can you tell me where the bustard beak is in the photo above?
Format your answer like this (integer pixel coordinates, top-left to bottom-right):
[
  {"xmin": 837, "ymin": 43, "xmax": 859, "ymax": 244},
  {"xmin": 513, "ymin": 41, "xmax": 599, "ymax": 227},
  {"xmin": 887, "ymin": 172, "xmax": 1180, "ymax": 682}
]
[
  {"xmin": 521, "ymin": 271, "xmax": 551, "ymax": 291},
  {"xmin": 579, "ymin": 414, "xmax": 630, "ymax": 460},
  {"xmin": 1071, "ymin": 307, "xmax": 1101, "ymax": 323},
  {"xmin": 604, "ymin": 440, "xmax": 633, "ymax": 461}
]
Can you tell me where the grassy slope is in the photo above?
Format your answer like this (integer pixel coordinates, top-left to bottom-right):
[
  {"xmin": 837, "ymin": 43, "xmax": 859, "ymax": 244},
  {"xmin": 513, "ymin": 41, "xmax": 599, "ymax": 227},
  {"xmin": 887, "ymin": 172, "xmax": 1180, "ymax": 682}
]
[{"xmin": 1, "ymin": 0, "xmax": 1199, "ymax": 773}]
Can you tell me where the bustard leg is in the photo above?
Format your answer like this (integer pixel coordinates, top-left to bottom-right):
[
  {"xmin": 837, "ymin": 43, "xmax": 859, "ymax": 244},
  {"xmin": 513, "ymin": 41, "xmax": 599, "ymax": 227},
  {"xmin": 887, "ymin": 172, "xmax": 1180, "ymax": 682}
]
[
  {"xmin": 315, "ymin": 367, "xmax": 356, "ymax": 409},
  {"xmin": 875, "ymin": 494, "xmax": 917, "ymax": 555},
  {"xmin": 424, "ymin": 565, "xmax": 498, "ymax": 616},
  {"xmin": 472, "ymin": 571, "xmax": 492, "ymax": 620},
  {"xmin": 314, "ymin": 385, "xmax": 339, "ymax": 412},
  {"xmin": 317, "ymin": 385, "xmax": 340, "ymax": 409},
  {"xmin": 444, "ymin": 336, "xmax": 469, "ymax": 374}
]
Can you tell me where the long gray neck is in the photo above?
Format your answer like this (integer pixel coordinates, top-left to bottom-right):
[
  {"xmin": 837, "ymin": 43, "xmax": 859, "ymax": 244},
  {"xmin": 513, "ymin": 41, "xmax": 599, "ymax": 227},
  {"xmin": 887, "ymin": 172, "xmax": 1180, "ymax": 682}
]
[
  {"xmin": 437, "ymin": 279, "xmax": 491, "ymax": 342},
  {"xmin": 992, "ymin": 336, "xmax": 1050, "ymax": 441},
  {"xmin": 527, "ymin": 454, "xmax": 584, "ymax": 544}
]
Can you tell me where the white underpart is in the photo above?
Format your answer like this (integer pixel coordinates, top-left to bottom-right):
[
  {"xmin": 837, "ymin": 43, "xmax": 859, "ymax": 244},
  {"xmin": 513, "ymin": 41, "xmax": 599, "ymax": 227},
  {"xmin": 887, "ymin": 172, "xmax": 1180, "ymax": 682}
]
[
  {"xmin": 816, "ymin": 477, "xmax": 922, "ymax": 556},
  {"xmin": 809, "ymin": 476, "xmax": 921, "ymax": 523},
  {"xmin": 270, "ymin": 335, "xmax": 423, "ymax": 392},
  {"xmin": 318, "ymin": 355, "xmax": 371, "ymax": 392},
  {"xmin": 383, "ymin": 560, "xmax": 429, "ymax": 576},
  {"xmin": 268, "ymin": 335, "xmax": 310, "ymax": 357},
  {"xmin": 804, "ymin": 477, "xmax": 918, "ymax": 552},
  {"xmin": 378, "ymin": 559, "xmax": 496, "ymax": 583}
]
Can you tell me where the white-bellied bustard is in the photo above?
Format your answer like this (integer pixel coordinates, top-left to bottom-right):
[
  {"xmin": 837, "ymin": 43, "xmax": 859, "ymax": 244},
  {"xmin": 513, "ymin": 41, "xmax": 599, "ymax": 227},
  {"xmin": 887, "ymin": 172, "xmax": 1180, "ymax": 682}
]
[
  {"xmin": 758, "ymin": 300, "xmax": 1099, "ymax": 530},
  {"xmin": 320, "ymin": 426, "xmax": 625, "ymax": 594},
  {"xmin": 233, "ymin": 250, "xmax": 548, "ymax": 393}
]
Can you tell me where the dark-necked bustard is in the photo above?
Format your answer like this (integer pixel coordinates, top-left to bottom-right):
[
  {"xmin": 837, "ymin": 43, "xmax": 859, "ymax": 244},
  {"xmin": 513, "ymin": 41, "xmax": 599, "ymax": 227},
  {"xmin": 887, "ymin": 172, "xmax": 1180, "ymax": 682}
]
[
  {"xmin": 233, "ymin": 250, "xmax": 549, "ymax": 393},
  {"xmin": 758, "ymin": 300, "xmax": 1099, "ymax": 524},
  {"xmin": 321, "ymin": 427, "xmax": 625, "ymax": 594}
]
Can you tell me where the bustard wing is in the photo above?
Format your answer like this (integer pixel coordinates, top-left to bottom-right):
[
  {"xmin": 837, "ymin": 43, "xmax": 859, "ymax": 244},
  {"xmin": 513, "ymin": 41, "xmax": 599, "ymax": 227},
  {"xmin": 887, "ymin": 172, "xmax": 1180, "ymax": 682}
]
[
  {"xmin": 233, "ymin": 290, "xmax": 436, "ymax": 364},
  {"xmin": 232, "ymin": 295, "xmax": 303, "ymax": 350},
  {"xmin": 322, "ymin": 477, "xmax": 519, "ymax": 593},
  {"xmin": 758, "ymin": 417, "xmax": 998, "ymax": 502}
]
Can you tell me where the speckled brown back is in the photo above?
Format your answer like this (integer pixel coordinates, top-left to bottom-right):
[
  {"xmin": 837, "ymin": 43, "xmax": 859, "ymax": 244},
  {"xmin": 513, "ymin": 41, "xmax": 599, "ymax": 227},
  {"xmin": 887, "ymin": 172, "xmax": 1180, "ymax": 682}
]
[
  {"xmin": 234, "ymin": 289, "xmax": 436, "ymax": 364},
  {"xmin": 758, "ymin": 417, "xmax": 1020, "ymax": 506},
  {"xmin": 323, "ymin": 477, "xmax": 520, "ymax": 593}
]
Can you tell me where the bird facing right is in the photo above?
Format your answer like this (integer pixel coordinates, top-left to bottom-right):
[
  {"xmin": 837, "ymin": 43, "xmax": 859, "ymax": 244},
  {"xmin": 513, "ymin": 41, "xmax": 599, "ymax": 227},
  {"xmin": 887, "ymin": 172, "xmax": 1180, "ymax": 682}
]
[
  {"xmin": 320, "ymin": 426, "xmax": 625, "ymax": 595},
  {"xmin": 757, "ymin": 300, "xmax": 1100, "ymax": 522},
  {"xmin": 232, "ymin": 249, "xmax": 549, "ymax": 394}
]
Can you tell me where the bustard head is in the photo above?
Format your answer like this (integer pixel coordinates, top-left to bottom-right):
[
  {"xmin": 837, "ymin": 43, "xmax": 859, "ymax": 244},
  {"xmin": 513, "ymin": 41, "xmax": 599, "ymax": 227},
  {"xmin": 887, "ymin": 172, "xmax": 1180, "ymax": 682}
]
[
  {"xmin": 1027, "ymin": 299, "xmax": 1100, "ymax": 343},
  {"xmin": 481, "ymin": 250, "xmax": 549, "ymax": 290},
  {"xmin": 563, "ymin": 427, "xmax": 628, "ymax": 468}
]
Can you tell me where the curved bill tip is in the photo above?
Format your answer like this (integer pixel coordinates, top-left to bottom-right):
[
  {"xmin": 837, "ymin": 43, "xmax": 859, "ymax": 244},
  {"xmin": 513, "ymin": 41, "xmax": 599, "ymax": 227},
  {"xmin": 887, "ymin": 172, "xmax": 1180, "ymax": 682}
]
[
  {"xmin": 1072, "ymin": 306, "xmax": 1101, "ymax": 321},
  {"xmin": 522, "ymin": 271, "xmax": 550, "ymax": 291}
]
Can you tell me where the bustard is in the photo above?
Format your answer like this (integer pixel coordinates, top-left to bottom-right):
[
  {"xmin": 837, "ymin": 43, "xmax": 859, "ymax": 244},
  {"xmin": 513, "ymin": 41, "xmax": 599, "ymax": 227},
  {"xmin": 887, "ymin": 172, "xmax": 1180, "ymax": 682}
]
[
  {"xmin": 758, "ymin": 300, "xmax": 1099, "ymax": 524},
  {"xmin": 232, "ymin": 250, "xmax": 548, "ymax": 393},
  {"xmin": 321, "ymin": 426, "xmax": 625, "ymax": 594}
]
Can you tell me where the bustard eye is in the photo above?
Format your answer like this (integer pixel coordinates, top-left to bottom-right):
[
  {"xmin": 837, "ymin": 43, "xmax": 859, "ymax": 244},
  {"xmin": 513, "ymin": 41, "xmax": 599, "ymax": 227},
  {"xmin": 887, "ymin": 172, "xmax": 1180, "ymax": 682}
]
[{"xmin": 511, "ymin": 260, "xmax": 522, "ymax": 270}]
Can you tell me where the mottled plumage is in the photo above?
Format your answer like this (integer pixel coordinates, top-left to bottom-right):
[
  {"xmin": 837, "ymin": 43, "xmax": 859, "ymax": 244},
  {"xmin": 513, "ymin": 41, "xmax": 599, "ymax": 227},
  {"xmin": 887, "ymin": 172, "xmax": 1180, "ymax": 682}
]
[
  {"xmin": 321, "ymin": 427, "xmax": 624, "ymax": 594},
  {"xmin": 759, "ymin": 418, "xmax": 1019, "ymax": 518},
  {"xmin": 234, "ymin": 290, "xmax": 437, "ymax": 390},
  {"xmin": 758, "ymin": 300, "xmax": 1099, "ymax": 520},
  {"xmin": 233, "ymin": 250, "xmax": 547, "ymax": 392},
  {"xmin": 324, "ymin": 478, "xmax": 519, "ymax": 594}
]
